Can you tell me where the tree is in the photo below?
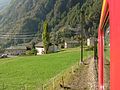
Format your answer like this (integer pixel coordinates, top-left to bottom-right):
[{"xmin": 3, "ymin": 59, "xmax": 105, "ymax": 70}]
[
  {"xmin": 80, "ymin": 10, "xmax": 85, "ymax": 63},
  {"xmin": 0, "ymin": 48, "xmax": 5, "ymax": 54},
  {"xmin": 31, "ymin": 42, "xmax": 35, "ymax": 49},
  {"xmin": 42, "ymin": 21, "xmax": 50, "ymax": 54}
]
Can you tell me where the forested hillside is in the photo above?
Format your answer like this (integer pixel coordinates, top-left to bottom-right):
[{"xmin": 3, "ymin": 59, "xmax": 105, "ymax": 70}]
[{"xmin": 0, "ymin": 0, "xmax": 101, "ymax": 47}]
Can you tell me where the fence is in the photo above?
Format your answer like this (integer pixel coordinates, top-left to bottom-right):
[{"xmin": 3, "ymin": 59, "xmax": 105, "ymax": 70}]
[{"xmin": 42, "ymin": 61, "xmax": 80, "ymax": 90}]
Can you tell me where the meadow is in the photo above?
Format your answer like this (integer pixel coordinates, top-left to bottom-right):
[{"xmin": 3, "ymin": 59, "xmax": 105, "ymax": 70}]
[{"xmin": 0, "ymin": 47, "xmax": 92, "ymax": 89}]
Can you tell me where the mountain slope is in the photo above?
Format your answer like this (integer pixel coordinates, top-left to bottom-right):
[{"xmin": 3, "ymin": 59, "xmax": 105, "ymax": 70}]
[
  {"xmin": 0, "ymin": 0, "xmax": 85, "ymax": 46},
  {"xmin": 0, "ymin": 0, "xmax": 101, "ymax": 48}
]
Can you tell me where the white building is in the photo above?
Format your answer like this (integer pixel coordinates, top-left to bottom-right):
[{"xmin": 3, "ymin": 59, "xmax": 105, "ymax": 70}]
[
  {"xmin": 35, "ymin": 42, "xmax": 60, "ymax": 55},
  {"xmin": 35, "ymin": 42, "xmax": 44, "ymax": 55},
  {"xmin": 87, "ymin": 38, "xmax": 90, "ymax": 46},
  {"xmin": 87, "ymin": 37, "xmax": 94, "ymax": 46}
]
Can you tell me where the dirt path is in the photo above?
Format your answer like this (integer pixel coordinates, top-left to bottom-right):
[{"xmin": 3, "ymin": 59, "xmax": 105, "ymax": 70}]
[
  {"xmin": 67, "ymin": 58, "xmax": 98, "ymax": 90},
  {"xmin": 59, "ymin": 58, "xmax": 110, "ymax": 90},
  {"xmin": 104, "ymin": 60, "xmax": 110, "ymax": 90}
]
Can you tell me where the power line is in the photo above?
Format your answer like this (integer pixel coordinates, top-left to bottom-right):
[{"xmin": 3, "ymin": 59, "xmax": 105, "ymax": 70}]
[
  {"xmin": 0, "ymin": 36, "xmax": 37, "ymax": 39},
  {"xmin": 0, "ymin": 34, "xmax": 36, "ymax": 37}
]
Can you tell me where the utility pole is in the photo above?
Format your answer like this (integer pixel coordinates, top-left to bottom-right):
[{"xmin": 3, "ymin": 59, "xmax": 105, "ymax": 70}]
[
  {"xmin": 94, "ymin": 36, "xmax": 98, "ymax": 60},
  {"xmin": 80, "ymin": 10, "xmax": 85, "ymax": 63},
  {"xmin": 81, "ymin": 32, "xmax": 84, "ymax": 63},
  {"xmin": 53, "ymin": 5, "xmax": 55, "ymax": 52},
  {"xmin": 93, "ymin": 23, "xmax": 98, "ymax": 61}
]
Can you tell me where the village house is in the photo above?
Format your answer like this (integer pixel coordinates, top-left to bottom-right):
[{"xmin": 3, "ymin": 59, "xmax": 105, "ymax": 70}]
[
  {"xmin": 5, "ymin": 45, "xmax": 26, "ymax": 55},
  {"xmin": 35, "ymin": 42, "xmax": 60, "ymax": 55},
  {"xmin": 35, "ymin": 42, "xmax": 44, "ymax": 55}
]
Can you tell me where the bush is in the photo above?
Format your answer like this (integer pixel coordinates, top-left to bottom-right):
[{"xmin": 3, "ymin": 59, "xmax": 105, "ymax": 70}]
[
  {"xmin": 31, "ymin": 48, "xmax": 37, "ymax": 55},
  {"xmin": 26, "ymin": 50, "xmax": 33, "ymax": 56},
  {"xmin": 26, "ymin": 49, "xmax": 37, "ymax": 56}
]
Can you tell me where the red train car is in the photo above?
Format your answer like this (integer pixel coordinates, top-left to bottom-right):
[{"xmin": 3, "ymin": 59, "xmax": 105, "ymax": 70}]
[{"xmin": 98, "ymin": 0, "xmax": 120, "ymax": 90}]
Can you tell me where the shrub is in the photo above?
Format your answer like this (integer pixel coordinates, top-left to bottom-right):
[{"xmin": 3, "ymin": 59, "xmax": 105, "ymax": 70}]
[
  {"xmin": 26, "ymin": 50, "xmax": 33, "ymax": 56},
  {"xmin": 31, "ymin": 48, "xmax": 37, "ymax": 55},
  {"xmin": 26, "ymin": 49, "xmax": 37, "ymax": 56}
]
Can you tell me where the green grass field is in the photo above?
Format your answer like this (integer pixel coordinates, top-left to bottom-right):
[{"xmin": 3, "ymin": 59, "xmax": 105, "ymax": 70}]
[{"xmin": 0, "ymin": 47, "xmax": 93, "ymax": 89}]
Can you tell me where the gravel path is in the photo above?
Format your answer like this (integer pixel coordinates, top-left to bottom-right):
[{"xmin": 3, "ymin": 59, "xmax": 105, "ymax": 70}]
[
  {"xmin": 59, "ymin": 58, "xmax": 110, "ymax": 90},
  {"xmin": 87, "ymin": 59, "xmax": 98, "ymax": 90},
  {"xmin": 67, "ymin": 58, "xmax": 98, "ymax": 90},
  {"xmin": 104, "ymin": 60, "xmax": 110, "ymax": 90}
]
